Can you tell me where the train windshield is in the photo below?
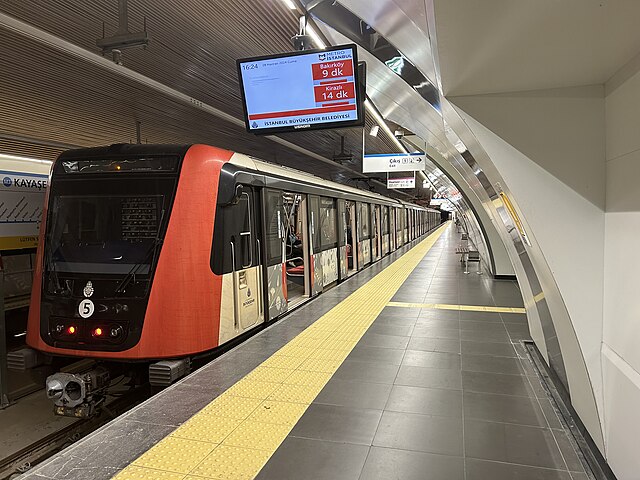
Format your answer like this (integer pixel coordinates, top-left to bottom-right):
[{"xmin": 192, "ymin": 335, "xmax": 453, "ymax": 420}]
[{"xmin": 47, "ymin": 195, "xmax": 164, "ymax": 275}]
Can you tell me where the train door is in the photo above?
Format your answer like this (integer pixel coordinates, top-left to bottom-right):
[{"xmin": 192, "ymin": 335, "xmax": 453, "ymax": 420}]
[
  {"xmin": 345, "ymin": 201, "xmax": 358, "ymax": 275},
  {"xmin": 410, "ymin": 210, "xmax": 414, "ymax": 240},
  {"xmin": 358, "ymin": 202, "xmax": 371, "ymax": 266},
  {"xmin": 370, "ymin": 205, "xmax": 378, "ymax": 261},
  {"xmin": 308, "ymin": 195, "xmax": 323, "ymax": 297},
  {"xmin": 404, "ymin": 209, "xmax": 409, "ymax": 244},
  {"xmin": 382, "ymin": 206, "xmax": 389, "ymax": 256},
  {"xmin": 389, "ymin": 206, "xmax": 395, "ymax": 252},
  {"xmin": 337, "ymin": 199, "xmax": 348, "ymax": 281},
  {"xmin": 373, "ymin": 205, "xmax": 382, "ymax": 261},
  {"xmin": 396, "ymin": 208, "xmax": 403, "ymax": 247},
  {"xmin": 319, "ymin": 197, "xmax": 338, "ymax": 287},
  {"xmin": 262, "ymin": 189, "xmax": 310, "ymax": 320},
  {"xmin": 219, "ymin": 186, "xmax": 262, "ymax": 343}
]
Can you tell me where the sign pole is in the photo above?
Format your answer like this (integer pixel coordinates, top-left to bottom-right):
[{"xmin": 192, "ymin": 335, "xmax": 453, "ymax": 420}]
[{"xmin": 0, "ymin": 261, "xmax": 10, "ymax": 409}]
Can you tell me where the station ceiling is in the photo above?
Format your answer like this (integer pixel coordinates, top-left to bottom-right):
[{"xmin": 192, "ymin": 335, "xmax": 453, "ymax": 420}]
[{"xmin": 0, "ymin": 0, "xmax": 425, "ymax": 199}]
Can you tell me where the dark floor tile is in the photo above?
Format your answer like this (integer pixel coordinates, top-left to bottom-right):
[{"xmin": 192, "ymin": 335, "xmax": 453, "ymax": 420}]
[
  {"xmin": 360, "ymin": 447, "xmax": 464, "ymax": 480},
  {"xmin": 256, "ymin": 436, "xmax": 369, "ymax": 480},
  {"xmin": 290, "ymin": 404, "xmax": 382, "ymax": 445},
  {"xmin": 493, "ymin": 295, "xmax": 524, "ymax": 308},
  {"xmin": 527, "ymin": 375, "xmax": 551, "ymax": 398},
  {"xmin": 359, "ymin": 332, "xmax": 410, "ymax": 350},
  {"xmin": 347, "ymin": 345, "xmax": 405, "ymax": 365},
  {"xmin": 418, "ymin": 309, "xmax": 460, "ymax": 320},
  {"xmin": 569, "ymin": 473, "xmax": 590, "ymax": 480},
  {"xmin": 462, "ymin": 370, "xmax": 536, "ymax": 397},
  {"xmin": 425, "ymin": 294, "xmax": 460, "ymax": 304},
  {"xmin": 465, "ymin": 419, "xmax": 567, "ymax": 469},
  {"xmin": 403, "ymin": 350, "xmax": 461, "ymax": 369},
  {"xmin": 314, "ymin": 378, "xmax": 392, "ymax": 410},
  {"xmin": 394, "ymin": 365, "xmax": 462, "ymax": 390},
  {"xmin": 386, "ymin": 385, "xmax": 462, "ymax": 417},
  {"xmin": 462, "ymin": 353, "xmax": 532, "ymax": 376},
  {"xmin": 366, "ymin": 323, "xmax": 414, "ymax": 337},
  {"xmin": 460, "ymin": 321, "xmax": 508, "ymax": 334},
  {"xmin": 391, "ymin": 293, "xmax": 426, "ymax": 303},
  {"xmin": 414, "ymin": 317, "xmax": 460, "ymax": 329},
  {"xmin": 461, "ymin": 340, "xmax": 518, "ymax": 357},
  {"xmin": 459, "ymin": 311, "xmax": 503, "ymax": 323},
  {"xmin": 552, "ymin": 430, "xmax": 586, "ymax": 473},
  {"xmin": 502, "ymin": 312, "xmax": 528, "ymax": 324},
  {"xmin": 374, "ymin": 316, "xmax": 418, "ymax": 327},
  {"xmin": 458, "ymin": 295, "xmax": 496, "ymax": 306},
  {"xmin": 464, "ymin": 391, "xmax": 549, "ymax": 427},
  {"xmin": 465, "ymin": 458, "xmax": 572, "ymax": 480},
  {"xmin": 407, "ymin": 337, "xmax": 461, "ymax": 354},
  {"xmin": 379, "ymin": 306, "xmax": 421, "ymax": 318},
  {"xmin": 539, "ymin": 399, "xmax": 563, "ymax": 429},
  {"xmin": 333, "ymin": 360, "xmax": 400, "ymax": 384},
  {"xmin": 506, "ymin": 323, "xmax": 533, "ymax": 340},
  {"xmin": 460, "ymin": 329, "xmax": 511, "ymax": 343},
  {"xmin": 373, "ymin": 411, "xmax": 463, "ymax": 456},
  {"xmin": 412, "ymin": 325, "xmax": 461, "ymax": 340}
]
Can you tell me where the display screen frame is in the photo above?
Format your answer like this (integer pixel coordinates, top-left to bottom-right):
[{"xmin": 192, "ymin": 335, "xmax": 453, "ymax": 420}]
[{"xmin": 236, "ymin": 44, "xmax": 365, "ymax": 135}]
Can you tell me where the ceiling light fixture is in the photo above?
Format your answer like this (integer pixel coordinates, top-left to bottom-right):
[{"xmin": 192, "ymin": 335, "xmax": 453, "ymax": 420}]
[
  {"xmin": 369, "ymin": 125, "xmax": 379, "ymax": 137},
  {"xmin": 0, "ymin": 153, "xmax": 52, "ymax": 165},
  {"xmin": 283, "ymin": 0, "xmax": 297, "ymax": 10}
]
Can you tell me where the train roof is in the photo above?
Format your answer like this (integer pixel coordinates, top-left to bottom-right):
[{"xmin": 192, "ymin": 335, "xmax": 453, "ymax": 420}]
[{"xmin": 53, "ymin": 144, "xmax": 436, "ymax": 211}]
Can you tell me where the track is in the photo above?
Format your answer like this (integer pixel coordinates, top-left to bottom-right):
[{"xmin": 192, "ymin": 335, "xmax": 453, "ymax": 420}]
[{"xmin": 0, "ymin": 384, "xmax": 150, "ymax": 480}]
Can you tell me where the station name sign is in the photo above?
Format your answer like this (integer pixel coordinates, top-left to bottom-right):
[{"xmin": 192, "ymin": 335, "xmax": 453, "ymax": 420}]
[{"xmin": 363, "ymin": 152, "xmax": 426, "ymax": 173}]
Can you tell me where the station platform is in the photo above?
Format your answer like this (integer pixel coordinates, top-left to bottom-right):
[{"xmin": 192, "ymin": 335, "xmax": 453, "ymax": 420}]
[{"xmin": 19, "ymin": 223, "xmax": 591, "ymax": 480}]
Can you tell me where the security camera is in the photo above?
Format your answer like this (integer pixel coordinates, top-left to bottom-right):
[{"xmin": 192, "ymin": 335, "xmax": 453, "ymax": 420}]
[
  {"xmin": 394, "ymin": 129, "xmax": 404, "ymax": 139},
  {"xmin": 291, "ymin": 34, "xmax": 313, "ymax": 51}
]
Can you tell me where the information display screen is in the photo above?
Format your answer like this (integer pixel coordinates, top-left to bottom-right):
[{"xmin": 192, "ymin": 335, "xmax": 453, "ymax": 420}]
[{"xmin": 237, "ymin": 44, "xmax": 364, "ymax": 134}]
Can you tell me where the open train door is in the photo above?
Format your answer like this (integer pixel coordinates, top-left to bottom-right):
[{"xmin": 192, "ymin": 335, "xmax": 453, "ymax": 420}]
[
  {"xmin": 337, "ymin": 199, "xmax": 348, "ymax": 281},
  {"xmin": 307, "ymin": 195, "xmax": 323, "ymax": 297}
]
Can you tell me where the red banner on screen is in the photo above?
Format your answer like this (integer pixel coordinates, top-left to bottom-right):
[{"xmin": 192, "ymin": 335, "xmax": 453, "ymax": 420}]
[
  {"xmin": 313, "ymin": 82, "xmax": 356, "ymax": 103},
  {"xmin": 311, "ymin": 59, "xmax": 354, "ymax": 81}
]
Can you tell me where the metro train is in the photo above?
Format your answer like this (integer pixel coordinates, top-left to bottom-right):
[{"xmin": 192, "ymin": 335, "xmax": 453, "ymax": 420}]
[{"xmin": 23, "ymin": 143, "xmax": 441, "ymax": 416}]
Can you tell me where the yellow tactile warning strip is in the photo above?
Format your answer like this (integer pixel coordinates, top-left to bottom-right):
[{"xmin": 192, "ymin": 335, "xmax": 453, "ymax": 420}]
[
  {"xmin": 387, "ymin": 301, "xmax": 526, "ymax": 314},
  {"xmin": 113, "ymin": 223, "xmax": 449, "ymax": 480}
]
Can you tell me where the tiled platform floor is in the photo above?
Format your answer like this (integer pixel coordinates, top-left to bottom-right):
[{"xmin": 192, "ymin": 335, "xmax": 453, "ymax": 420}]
[
  {"xmin": 257, "ymin": 226, "xmax": 591, "ymax": 480},
  {"xmin": 18, "ymin": 224, "xmax": 592, "ymax": 480}
]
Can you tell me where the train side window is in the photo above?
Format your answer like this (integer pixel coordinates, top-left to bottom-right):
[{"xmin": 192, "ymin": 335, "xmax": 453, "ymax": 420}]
[
  {"xmin": 382, "ymin": 206, "xmax": 389, "ymax": 235},
  {"xmin": 320, "ymin": 197, "xmax": 337, "ymax": 250},
  {"xmin": 359, "ymin": 203, "xmax": 370, "ymax": 240},
  {"xmin": 211, "ymin": 185, "xmax": 255, "ymax": 275},
  {"xmin": 264, "ymin": 189, "xmax": 285, "ymax": 266},
  {"xmin": 309, "ymin": 195, "xmax": 321, "ymax": 253},
  {"xmin": 237, "ymin": 193, "xmax": 252, "ymax": 268}
]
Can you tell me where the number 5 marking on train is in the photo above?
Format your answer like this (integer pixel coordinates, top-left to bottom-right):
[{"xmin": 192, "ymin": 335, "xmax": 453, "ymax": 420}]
[{"xmin": 78, "ymin": 299, "xmax": 95, "ymax": 318}]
